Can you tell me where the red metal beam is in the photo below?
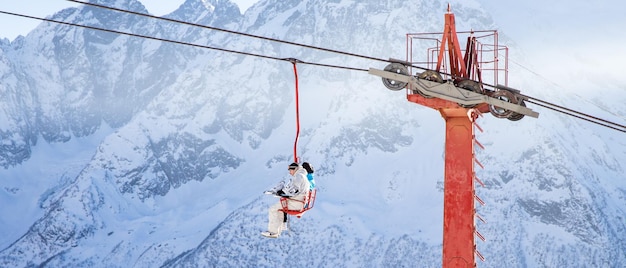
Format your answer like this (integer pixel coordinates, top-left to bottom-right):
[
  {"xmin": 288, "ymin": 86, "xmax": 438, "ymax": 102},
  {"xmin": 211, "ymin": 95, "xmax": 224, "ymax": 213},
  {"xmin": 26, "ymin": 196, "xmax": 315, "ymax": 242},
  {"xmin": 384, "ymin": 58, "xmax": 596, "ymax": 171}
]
[
  {"xmin": 406, "ymin": 94, "xmax": 478, "ymax": 268},
  {"xmin": 441, "ymin": 111, "xmax": 476, "ymax": 267},
  {"xmin": 436, "ymin": 5, "xmax": 468, "ymax": 79}
]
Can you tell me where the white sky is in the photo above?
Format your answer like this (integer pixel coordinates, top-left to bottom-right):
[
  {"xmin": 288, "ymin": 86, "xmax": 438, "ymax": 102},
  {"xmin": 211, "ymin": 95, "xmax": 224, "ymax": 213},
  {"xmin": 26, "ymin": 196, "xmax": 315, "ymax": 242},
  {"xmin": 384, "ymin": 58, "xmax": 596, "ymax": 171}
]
[
  {"xmin": 480, "ymin": 0, "xmax": 626, "ymax": 86},
  {"xmin": 0, "ymin": 0, "xmax": 258, "ymax": 40}
]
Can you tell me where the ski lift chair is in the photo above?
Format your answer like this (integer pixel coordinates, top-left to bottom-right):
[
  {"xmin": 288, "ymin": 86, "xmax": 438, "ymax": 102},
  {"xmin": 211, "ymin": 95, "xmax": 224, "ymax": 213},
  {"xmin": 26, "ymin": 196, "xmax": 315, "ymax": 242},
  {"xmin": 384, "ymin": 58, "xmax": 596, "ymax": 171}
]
[{"xmin": 279, "ymin": 189, "xmax": 317, "ymax": 218}]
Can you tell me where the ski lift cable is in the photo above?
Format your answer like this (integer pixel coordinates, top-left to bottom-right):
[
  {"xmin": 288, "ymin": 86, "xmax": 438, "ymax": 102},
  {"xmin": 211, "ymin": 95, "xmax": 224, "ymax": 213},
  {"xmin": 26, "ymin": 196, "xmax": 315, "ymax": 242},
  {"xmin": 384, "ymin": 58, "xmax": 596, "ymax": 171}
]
[
  {"xmin": 67, "ymin": 0, "xmax": 391, "ymax": 65},
  {"xmin": 526, "ymin": 100, "xmax": 625, "ymax": 133},
  {"xmin": 524, "ymin": 96, "xmax": 625, "ymax": 132},
  {"xmin": 0, "ymin": 9, "xmax": 623, "ymax": 133},
  {"xmin": 505, "ymin": 57, "xmax": 626, "ymax": 131},
  {"xmin": 0, "ymin": 10, "xmax": 366, "ymax": 73},
  {"xmin": 70, "ymin": 0, "xmax": 624, "ymax": 133}
]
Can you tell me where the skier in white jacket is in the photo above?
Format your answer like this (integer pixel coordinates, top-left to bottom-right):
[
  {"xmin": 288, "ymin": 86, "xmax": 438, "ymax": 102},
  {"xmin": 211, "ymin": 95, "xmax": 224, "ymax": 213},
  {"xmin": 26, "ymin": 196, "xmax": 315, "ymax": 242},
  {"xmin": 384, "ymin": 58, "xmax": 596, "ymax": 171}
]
[{"xmin": 261, "ymin": 162, "xmax": 310, "ymax": 238}]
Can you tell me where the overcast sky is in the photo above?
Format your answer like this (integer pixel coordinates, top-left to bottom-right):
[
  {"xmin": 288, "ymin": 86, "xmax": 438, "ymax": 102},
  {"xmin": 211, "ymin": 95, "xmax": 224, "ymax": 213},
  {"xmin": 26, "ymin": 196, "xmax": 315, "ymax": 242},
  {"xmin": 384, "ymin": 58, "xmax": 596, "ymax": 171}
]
[{"xmin": 480, "ymin": 0, "xmax": 626, "ymax": 86}]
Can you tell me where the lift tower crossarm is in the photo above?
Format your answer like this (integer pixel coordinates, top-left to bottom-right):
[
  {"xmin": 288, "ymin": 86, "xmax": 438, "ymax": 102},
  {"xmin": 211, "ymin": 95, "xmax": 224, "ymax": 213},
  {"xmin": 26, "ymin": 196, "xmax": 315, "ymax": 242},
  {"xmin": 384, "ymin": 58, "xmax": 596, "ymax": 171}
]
[{"xmin": 368, "ymin": 67, "xmax": 539, "ymax": 118}]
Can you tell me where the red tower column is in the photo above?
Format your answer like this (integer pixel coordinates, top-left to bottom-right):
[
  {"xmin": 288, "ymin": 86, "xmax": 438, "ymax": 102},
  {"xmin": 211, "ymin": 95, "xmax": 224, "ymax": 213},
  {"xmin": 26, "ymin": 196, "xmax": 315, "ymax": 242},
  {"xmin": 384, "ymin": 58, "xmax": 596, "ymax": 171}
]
[
  {"xmin": 408, "ymin": 84, "xmax": 482, "ymax": 268},
  {"xmin": 441, "ymin": 110, "xmax": 476, "ymax": 267}
]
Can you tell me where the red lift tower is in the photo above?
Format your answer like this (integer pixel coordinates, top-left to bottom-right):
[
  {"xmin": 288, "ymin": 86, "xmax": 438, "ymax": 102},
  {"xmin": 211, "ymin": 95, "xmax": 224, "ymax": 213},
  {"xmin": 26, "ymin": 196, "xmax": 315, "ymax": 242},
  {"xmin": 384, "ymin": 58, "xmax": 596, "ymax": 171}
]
[{"xmin": 369, "ymin": 5, "xmax": 539, "ymax": 268}]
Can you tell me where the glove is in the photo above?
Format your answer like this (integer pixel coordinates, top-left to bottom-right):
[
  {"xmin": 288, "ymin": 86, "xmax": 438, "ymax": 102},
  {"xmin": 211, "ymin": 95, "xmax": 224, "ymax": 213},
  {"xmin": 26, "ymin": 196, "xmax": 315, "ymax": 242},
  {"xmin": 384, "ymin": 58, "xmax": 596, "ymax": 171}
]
[{"xmin": 276, "ymin": 190, "xmax": 289, "ymax": 197}]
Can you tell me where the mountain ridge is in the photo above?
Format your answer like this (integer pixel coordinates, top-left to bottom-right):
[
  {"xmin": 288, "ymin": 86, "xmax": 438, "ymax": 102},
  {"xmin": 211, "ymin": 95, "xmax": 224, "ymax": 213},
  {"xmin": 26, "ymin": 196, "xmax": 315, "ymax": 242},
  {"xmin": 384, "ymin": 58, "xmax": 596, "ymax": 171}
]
[{"xmin": 1, "ymin": 0, "xmax": 624, "ymax": 267}]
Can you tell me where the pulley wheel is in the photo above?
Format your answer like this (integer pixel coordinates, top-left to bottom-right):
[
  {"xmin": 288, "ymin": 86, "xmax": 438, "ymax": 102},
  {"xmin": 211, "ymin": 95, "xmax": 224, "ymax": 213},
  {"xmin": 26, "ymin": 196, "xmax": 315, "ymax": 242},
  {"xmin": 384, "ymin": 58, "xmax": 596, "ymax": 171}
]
[
  {"xmin": 507, "ymin": 99, "xmax": 526, "ymax": 121},
  {"xmin": 418, "ymin": 70, "xmax": 443, "ymax": 83},
  {"xmin": 456, "ymin": 79, "xmax": 483, "ymax": 108},
  {"xmin": 414, "ymin": 70, "xmax": 443, "ymax": 98},
  {"xmin": 381, "ymin": 63, "xmax": 408, "ymax": 91},
  {"xmin": 488, "ymin": 90, "xmax": 517, "ymax": 118}
]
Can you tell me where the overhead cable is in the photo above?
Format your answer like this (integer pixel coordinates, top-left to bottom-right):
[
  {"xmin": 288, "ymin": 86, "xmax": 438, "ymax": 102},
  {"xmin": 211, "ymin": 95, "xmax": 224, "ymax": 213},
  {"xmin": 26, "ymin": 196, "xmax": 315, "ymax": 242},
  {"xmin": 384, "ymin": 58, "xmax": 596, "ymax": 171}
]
[
  {"xmin": 526, "ymin": 99, "xmax": 625, "ymax": 133},
  {"xmin": 506, "ymin": 57, "xmax": 626, "ymax": 132},
  {"xmin": 67, "ymin": 0, "xmax": 390, "ymax": 65},
  {"xmin": 0, "ymin": 7, "xmax": 623, "ymax": 133},
  {"xmin": 0, "ymin": 10, "xmax": 366, "ymax": 72}
]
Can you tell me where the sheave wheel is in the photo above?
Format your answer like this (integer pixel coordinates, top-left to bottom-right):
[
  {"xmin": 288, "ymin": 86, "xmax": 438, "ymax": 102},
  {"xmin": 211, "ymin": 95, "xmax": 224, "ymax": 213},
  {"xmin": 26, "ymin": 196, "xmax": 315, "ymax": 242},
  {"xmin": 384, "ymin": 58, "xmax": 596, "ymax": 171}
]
[
  {"xmin": 507, "ymin": 99, "xmax": 526, "ymax": 121},
  {"xmin": 414, "ymin": 70, "xmax": 443, "ymax": 98},
  {"xmin": 381, "ymin": 63, "xmax": 408, "ymax": 91},
  {"xmin": 456, "ymin": 79, "xmax": 483, "ymax": 108},
  {"xmin": 488, "ymin": 90, "xmax": 517, "ymax": 118}
]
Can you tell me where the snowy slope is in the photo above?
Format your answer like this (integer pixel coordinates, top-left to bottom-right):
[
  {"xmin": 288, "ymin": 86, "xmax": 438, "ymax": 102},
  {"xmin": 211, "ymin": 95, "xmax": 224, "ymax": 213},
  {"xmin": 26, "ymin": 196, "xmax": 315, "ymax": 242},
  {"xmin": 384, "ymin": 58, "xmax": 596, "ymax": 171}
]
[{"xmin": 1, "ymin": 0, "xmax": 625, "ymax": 267}]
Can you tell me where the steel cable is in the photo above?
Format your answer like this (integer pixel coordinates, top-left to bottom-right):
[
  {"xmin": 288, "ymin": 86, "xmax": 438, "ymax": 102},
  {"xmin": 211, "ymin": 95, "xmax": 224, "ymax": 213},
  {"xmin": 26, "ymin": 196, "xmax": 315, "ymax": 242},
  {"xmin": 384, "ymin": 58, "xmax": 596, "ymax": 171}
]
[{"xmin": 0, "ymin": 6, "xmax": 623, "ymax": 133}]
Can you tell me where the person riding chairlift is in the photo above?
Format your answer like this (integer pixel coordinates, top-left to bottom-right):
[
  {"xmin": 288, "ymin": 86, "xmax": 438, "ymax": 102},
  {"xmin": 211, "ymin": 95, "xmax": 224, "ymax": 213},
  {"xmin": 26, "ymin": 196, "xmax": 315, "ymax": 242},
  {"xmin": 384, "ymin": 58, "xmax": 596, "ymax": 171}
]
[
  {"xmin": 261, "ymin": 162, "xmax": 310, "ymax": 238},
  {"xmin": 302, "ymin": 162, "xmax": 315, "ymax": 190}
]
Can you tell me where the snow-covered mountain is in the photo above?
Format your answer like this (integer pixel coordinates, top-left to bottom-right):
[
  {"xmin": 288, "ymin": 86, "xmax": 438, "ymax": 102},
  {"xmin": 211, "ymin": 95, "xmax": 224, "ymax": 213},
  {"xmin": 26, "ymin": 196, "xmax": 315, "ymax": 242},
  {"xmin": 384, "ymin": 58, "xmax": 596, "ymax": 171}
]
[{"xmin": 1, "ymin": 0, "xmax": 625, "ymax": 267}]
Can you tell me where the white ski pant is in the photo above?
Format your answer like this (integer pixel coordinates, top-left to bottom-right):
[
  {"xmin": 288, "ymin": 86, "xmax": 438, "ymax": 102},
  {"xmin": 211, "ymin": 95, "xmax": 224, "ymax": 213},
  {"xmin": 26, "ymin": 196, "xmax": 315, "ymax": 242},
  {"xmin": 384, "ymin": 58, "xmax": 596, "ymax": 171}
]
[{"xmin": 268, "ymin": 199, "xmax": 304, "ymax": 234}]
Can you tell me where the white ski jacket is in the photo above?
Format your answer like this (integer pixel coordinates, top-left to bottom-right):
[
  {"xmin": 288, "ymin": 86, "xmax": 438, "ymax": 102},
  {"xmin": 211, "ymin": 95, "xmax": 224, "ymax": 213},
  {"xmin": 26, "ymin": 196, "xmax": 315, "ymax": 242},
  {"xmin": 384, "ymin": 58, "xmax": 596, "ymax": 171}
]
[{"xmin": 281, "ymin": 167, "xmax": 310, "ymax": 200}]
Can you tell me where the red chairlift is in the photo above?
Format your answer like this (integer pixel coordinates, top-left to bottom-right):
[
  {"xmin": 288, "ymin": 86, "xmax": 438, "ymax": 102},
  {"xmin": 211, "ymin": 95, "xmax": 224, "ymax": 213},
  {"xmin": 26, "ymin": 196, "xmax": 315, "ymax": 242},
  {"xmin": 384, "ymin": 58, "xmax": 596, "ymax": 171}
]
[
  {"xmin": 279, "ymin": 59, "xmax": 317, "ymax": 219},
  {"xmin": 279, "ymin": 189, "xmax": 317, "ymax": 218}
]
